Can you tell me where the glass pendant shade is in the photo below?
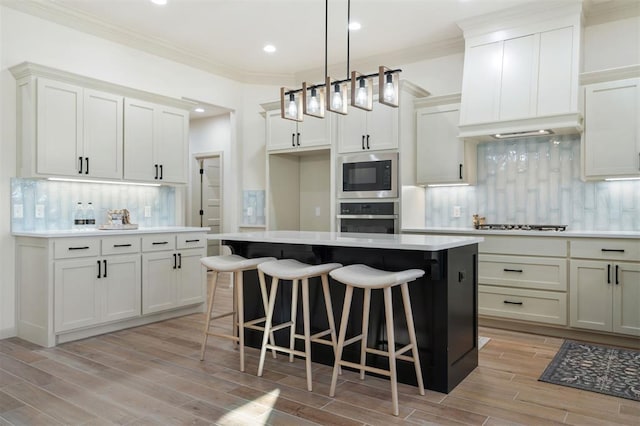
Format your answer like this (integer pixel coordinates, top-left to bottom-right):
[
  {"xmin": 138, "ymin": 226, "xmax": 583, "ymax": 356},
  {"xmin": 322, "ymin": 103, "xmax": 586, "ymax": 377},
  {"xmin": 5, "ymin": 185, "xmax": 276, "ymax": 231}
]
[
  {"xmin": 280, "ymin": 87, "xmax": 303, "ymax": 121},
  {"xmin": 350, "ymin": 71, "xmax": 373, "ymax": 111},
  {"xmin": 378, "ymin": 66, "xmax": 400, "ymax": 107},
  {"xmin": 302, "ymin": 82, "xmax": 326, "ymax": 118},
  {"xmin": 325, "ymin": 76, "xmax": 348, "ymax": 115}
]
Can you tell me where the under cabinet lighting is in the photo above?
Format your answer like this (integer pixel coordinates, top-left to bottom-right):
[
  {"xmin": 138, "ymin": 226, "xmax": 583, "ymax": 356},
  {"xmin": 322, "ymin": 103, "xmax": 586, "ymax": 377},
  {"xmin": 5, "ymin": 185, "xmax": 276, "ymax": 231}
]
[
  {"xmin": 493, "ymin": 129, "xmax": 553, "ymax": 139},
  {"xmin": 48, "ymin": 178, "xmax": 161, "ymax": 187},
  {"xmin": 426, "ymin": 183, "xmax": 470, "ymax": 188},
  {"xmin": 604, "ymin": 177, "xmax": 640, "ymax": 181}
]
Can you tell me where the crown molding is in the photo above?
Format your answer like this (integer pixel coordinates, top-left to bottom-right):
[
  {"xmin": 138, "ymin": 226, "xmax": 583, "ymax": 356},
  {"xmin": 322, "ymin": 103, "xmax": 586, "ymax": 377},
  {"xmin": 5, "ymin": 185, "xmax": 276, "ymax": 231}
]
[
  {"xmin": 580, "ymin": 65, "xmax": 640, "ymax": 85},
  {"xmin": 584, "ymin": 0, "xmax": 640, "ymax": 25},
  {"xmin": 413, "ymin": 93, "xmax": 461, "ymax": 109}
]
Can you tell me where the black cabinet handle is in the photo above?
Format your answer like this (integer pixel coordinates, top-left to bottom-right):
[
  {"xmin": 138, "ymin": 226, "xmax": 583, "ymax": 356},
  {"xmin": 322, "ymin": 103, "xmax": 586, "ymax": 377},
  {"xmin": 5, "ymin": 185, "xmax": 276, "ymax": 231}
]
[
  {"xmin": 503, "ymin": 300, "xmax": 523, "ymax": 305},
  {"xmin": 459, "ymin": 163, "xmax": 463, "ymax": 180},
  {"xmin": 361, "ymin": 135, "xmax": 365, "ymax": 150},
  {"xmin": 173, "ymin": 253, "xmax": 177, "ymax": 269},
  {"xmin": 85, "ymin": 157, "xmax": 89, "ymax": 175},
  {"xmin": 291, "ymin": 133, "xmax": 295, "ymax": 147},
  {"xmin": 103, "ymin": 259, "xmax": 107, "ymax": 278},
  {"xmin": 68, "ymin": 246, "xmax": 90, "ymax": 250},
  {"xmin": 185, "ymin": 239, "xmax": 200, "ymax": 243},
  {"xmin": 155, "ymin": 164, "xmax": 159, "ymax": 179},
  {"xmin": 97, "ymin": 260, "xmax": 101, "ymax": 278},
  {"xmin": 607, "ymin": 264, "xmax": 611, "ymax": 284},
  {"xmin": 159, "ymin": 164, "xmax": 163, "ymax": 180},
  {"xmin": 366, "ymin": 134, "xmax": 370, "ymax": 149},
  {"xmin": 615, "ymin": 265, "xmax": 619, "ymax": 285},
  {"xmin": 296, "ymin": 133, "xmax": 300, "ymax": 146},
  {"xmin": 79, "ymin": 156, "xmax": 83, "ymax": 174},
  {"xmin": 152, "ymin": 241, "xmax": 169, "ymax": 245},
  {"xmin": 504, "ymin": 268, "xmax": 523, "ymax": 273},
  {"xmin": 601, "ymin": 248, "xmax": 625, "ymax": 253},
  {"xmin": 178, "ymin": 253, "xmax": 182, "ymax": 269},
  {"xmin": 113, "ymin": 244, "xmax": 132, "ymax": 247}
]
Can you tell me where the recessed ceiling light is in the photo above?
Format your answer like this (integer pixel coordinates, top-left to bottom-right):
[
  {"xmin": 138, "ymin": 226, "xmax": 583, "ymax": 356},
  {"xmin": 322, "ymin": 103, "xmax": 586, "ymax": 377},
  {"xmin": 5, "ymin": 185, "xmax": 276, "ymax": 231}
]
[
  {"xmin": 194, "ymin": 107, "xmax": 205, "ymax": 113},
  {"xmin": 150, "ymin": 0, "xmax": 168, "ymax": 5},
  {"xmin": 263, "ymin": 44, "xmax": 276, "ymax": 53},
  {"xmin": 348, "ymin": 22, "xmax": 361, "ymax": 31}
]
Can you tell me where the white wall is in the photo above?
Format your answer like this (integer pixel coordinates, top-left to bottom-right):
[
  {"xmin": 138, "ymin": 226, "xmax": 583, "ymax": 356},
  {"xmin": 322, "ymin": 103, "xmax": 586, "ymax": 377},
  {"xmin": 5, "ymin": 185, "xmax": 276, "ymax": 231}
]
[
  {"xmin": 583, "ymin": 16, "xmax": 640, "ymax": 72},
  {"xmin": 400, "ymin": 52, "xmax": 465, "ymax": 96}
]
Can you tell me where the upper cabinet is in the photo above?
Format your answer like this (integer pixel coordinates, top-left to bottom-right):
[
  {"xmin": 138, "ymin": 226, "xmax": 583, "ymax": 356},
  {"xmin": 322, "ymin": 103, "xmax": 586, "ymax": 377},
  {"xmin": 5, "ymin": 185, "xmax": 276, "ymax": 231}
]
[
  {"xmin": 582, "ymin": 77, "xmax": 640, "ymax": 180},
  {"xmin": 338, "ymin": 100, "xmax": 399, "ymax": 153},
  {"xmin": 457, "ymin": 3, "xmax": 583, "ymax": 141},
  {"xmin": 124, "ymin": 99, "xmax": 189, "ymax": 184},
  {"xmin": 11, "ymin": 62, "xmax": 190, "ymax": 184},
  {"xmin": 265, "ymin": 109, "xmax": 331, "ymax": 152}
]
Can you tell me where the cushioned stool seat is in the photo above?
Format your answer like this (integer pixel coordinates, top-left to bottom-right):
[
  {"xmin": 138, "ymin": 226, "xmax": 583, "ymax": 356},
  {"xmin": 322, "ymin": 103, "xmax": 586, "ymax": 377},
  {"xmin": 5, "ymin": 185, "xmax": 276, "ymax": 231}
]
[{"xmin": 329, "ymin": 264, "xmax": 426, "ymax": 416}]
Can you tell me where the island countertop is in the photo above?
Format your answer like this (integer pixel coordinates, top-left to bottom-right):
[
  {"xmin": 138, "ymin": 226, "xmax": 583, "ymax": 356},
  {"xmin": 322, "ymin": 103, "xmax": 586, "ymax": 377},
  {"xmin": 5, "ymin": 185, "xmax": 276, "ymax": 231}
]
[{"xmin": 210, "ymin": 230, "xmax": 483, "ymax": 251}]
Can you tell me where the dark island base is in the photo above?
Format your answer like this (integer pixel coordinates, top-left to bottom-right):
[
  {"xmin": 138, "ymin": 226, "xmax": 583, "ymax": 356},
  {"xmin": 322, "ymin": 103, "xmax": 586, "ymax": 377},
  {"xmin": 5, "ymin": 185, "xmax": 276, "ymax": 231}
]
[{"xmin": 223, "ymin": 240, "xmax": 479, "ymax": 393}]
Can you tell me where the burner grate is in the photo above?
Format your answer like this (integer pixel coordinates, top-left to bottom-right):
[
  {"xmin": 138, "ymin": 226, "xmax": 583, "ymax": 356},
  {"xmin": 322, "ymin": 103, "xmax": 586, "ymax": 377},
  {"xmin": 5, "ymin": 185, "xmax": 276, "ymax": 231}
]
[{"xmin": 474, "ymin": 224, "xmax": 567, "ymax": 231}]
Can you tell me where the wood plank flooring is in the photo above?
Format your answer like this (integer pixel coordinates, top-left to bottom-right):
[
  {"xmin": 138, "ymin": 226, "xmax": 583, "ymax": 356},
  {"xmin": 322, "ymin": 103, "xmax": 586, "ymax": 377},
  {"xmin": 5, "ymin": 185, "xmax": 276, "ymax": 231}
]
[{"xmin": 1, "ymin": 273, "xmax": 639, "ymax": 425}]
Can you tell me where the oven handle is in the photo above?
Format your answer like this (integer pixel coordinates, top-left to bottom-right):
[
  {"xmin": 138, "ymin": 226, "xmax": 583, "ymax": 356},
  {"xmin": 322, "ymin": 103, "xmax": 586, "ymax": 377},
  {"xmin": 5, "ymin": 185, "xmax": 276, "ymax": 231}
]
[{"xmin": 337, "ymin": 214, "xmax": 398, "ymax": 219}]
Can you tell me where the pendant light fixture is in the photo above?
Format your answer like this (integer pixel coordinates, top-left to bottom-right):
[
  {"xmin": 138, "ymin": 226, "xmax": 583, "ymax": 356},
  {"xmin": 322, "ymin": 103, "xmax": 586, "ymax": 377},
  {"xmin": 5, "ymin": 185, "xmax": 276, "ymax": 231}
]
[{"xmin": 280, "ymin": 0, "xmax": 401, "ymax": 121}]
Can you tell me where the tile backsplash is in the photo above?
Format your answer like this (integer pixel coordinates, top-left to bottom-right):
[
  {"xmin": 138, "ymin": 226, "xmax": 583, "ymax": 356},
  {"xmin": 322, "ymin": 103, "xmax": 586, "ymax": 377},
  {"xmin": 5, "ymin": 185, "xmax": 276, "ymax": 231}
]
[
  {"xmin": 242, "ymin": 190, "xmax": 266, "ymax": 226},
  {"xmin": 425, "ymin": 135, "xmax": 640, "ymax": 231},
  {"xmin": 11, "ymin": 178, "xmax": 176, "ymax": 232}
]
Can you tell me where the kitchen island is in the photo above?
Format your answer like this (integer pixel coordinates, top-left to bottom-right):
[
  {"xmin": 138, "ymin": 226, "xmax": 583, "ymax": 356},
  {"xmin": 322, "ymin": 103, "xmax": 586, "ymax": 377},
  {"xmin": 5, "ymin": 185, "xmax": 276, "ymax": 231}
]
[{"xmin": 213, "ymin": 230, "xmax": 483, "ymax": 393}]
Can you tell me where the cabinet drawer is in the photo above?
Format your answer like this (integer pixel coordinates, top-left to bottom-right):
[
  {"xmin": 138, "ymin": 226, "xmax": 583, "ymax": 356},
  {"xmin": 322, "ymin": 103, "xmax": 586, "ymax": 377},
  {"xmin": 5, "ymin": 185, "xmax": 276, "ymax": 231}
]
[
  {"xmin": 480, "ymin": 236, "xmax": 567, "ymax": 257},
  {"xmin": 54, "ymin": 239, "xmax": 100, "ymax": 259},
  {"xmin": 570, "ymin": 239, "xmax": 640, "ymax": 262},
  {"xmin": 479, "ymin": 254, "xmax": 567, "ymax": 291},
  {"xmin": 142, "ymin": 235, "xmax": 176, "ymax": 252},
  {"xmin": 177, "ymin": 233, "xmax": 206, "ymax": 249},
  {"xmin": 479, "ymin": 285, "xmax": 567, "ymax": 325},
  {"xmin": 101, "ymin": 236, "xmax": 141, "ymax": 255}
]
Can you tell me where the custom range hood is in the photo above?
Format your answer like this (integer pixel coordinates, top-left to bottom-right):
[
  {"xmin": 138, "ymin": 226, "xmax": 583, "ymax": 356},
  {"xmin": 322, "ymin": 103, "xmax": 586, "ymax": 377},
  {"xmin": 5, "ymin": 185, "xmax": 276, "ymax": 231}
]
[{"xmin": 456, "ymin": 1, "xmax": 584, "ymax": 142}]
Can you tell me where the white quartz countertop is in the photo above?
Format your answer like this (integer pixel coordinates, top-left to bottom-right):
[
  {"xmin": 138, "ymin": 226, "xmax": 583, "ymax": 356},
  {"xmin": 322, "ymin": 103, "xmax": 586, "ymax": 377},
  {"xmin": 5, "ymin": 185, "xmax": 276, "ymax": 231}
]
[
  {"xmin": 210, "ymin": 230, "xmax": 483, "ymax": 251},
  {"xmin": 13, "ymin": 226, "xmax": 209, "ymax": 238},
  {"xmin": 402, "ymin": 227, "xmax": 640, "ymax": 239}
]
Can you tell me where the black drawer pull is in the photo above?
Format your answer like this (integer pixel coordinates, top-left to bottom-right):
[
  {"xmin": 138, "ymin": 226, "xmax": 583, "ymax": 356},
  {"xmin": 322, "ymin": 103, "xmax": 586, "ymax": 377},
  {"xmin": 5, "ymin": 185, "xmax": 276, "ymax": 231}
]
[
  {"xmin": 601, "ymin": 248, "xmax": 625, "ymax": 253},
  {"xmin": 113, "ymin": 244, "xmax": 132, "ymax": 247},
  {"xmin": 185, "ymin": 239, "xmax": 200, "ymax": 243},
  {"xmin": 173, "ymin": 253, "xmax": 177, "ymax": 269},
  {"xmin": 607, "ymin": 264, "xmax": 611, "ymax": 284},
  {"xmin": 615, "ymin": 264, "xmax": 619, "ymax": 285},
  {"xmin": 85, "ymin": 157, "xmax": 89, "ymax": 175},
  {"xmin": 154, "ymin": 164, "xmax": 159, "ymax": 180},
  {"xmin": 503, "ymin": 300, "xmax": 523, "ymax": 305},
  {"xmin": 503, "ymin": 268, "xmax": 523, "ymax": 273},
  {"xmin": 178, "ymin": 253, "xmax": 182, "ymax": 269},
  {"xmin": 68, "ymin": 246, "xmax": 90, "ymax": 250},
  {"xmin": 152, "ymin": 241, "xmax": 169, "ymax": 245},
  {"xmin": 79, "ymin": 156, "xmax": 83, "ymax": 174},
  {"xmin": 97, "ymin": 260, "xmax": 101, "ymax": 278},
  {"xmin": 103, "ymin": 259, "xmax": 107, "ymax": 278}
]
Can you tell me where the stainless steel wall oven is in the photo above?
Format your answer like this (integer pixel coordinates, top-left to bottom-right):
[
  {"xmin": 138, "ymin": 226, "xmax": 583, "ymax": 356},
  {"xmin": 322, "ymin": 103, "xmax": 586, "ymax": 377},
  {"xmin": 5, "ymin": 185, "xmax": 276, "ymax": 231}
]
[{"xmin": 337, "ymin": 202, "xmax": 398, "ymax": 234}]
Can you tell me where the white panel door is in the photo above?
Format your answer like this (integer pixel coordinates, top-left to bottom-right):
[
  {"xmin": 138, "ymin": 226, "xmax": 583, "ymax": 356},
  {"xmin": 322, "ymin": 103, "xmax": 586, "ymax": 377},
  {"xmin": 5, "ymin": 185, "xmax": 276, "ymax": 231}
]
[
  {"xmin": 538, "ymin": 26, "xmax": 575, "ymax": 116},
  {"xmin": 266, "ymin": 110, "xmax": 298, "ymax": 151},
  {"xmin": 613, "ymin": 262, "xmax": 640, "ymax": 336},
  {"xmin": 299, "ymin": 114, "xmax": 330, "ymax": 149},
  {"xmin": 142, "ymin": 251, "xmax": 176, "ymax": 314},
  {"xmin": 500, "ymin": 34, "xmax": 537, "ymax": 120},
  {"xmin": 176, "ymin": 249, "xmax": 206, "ymax": 307},
  {"xmin": 417, "ymin": 104, "xmax": 463, "ymax": 184},
  {"xmin": 366, "ymin": 100, "xmax": 399, "ymax": 151},
  {"xmin": 36, "ymin": 78, "xmax": 83, "ymax": 176},
  {"xmin": 83, "ymin": 89, "xmax": 123, "ymax": 179},
  {"xmin": 569, "ymin": 260, "xmax": 612, "ymax": 332},
  {"xmin": 54, "ymin": 258, "xmax": 100, "ymax": 332},
  {"xmin": 124, "ymin": 98, "xmax": 156, "ymax": 181},
  {"xmin": 338, "ymin": 107, "xmax": 368, "ymax": 153},
  {"xmin": 156, "ymin": 106, "xmax": 189, "ymax": 183},
  {"xmin": 102, "ymin": 255, "xmax": 141, "ymax": 322},
  {"xmin": 460, "ymin": 41, "xmax": 503, "ymax": 124}
]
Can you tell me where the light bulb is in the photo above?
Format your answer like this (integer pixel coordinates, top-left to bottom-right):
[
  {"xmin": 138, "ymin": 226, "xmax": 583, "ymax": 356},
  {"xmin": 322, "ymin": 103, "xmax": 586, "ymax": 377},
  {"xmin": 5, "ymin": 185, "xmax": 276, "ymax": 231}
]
[
  {"xmin": 308, "ymin": 88, "xmax": 320, "ymax": 113},
  {"xmin": 331, "ymin": 84, "xmax": 343, "ymax": 110},
  {"xmin": 355, "ymin": 78, "xmax": 368, "ymax": 106},
  {"xmin": 287, "ymin": 93, "xmax": 297, "ymax": 118},
  {"xmin": 383, "ymin": 74, "xmax": 395, "ymax": 102}
]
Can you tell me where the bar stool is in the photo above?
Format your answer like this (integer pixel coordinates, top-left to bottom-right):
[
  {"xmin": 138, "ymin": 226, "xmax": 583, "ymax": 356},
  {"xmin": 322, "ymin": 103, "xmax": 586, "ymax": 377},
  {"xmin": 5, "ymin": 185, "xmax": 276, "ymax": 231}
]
[
  {"xmin": 328, "ymin": 264, "xmax": 425, "ymax": 416},
  {"xmin": 200, "ymin": 254, "xmax": 276, "ymax": 372},
  {"xmin": 257, "ymin": 259, "xmax": 342, "ymax": 391}
]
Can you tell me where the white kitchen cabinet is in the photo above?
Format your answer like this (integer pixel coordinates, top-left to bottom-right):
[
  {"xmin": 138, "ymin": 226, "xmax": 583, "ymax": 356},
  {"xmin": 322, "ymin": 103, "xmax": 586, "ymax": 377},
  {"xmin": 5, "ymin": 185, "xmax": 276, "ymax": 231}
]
[
  {"xmin": 124, "ymin": 98, "xmax": 189, "ymax": 183},
  {"xmin": 266, "ymin": 109, "xmax": 331, "ymax": 152},
  {"xmin": 415, "ymin": 100, "xmax": 476, "ymax": 185},
  {"xmin": 583, "ymin": 78, "xmax": 640, "ymax": 179},
  {"xmin": 141, "ymin": 234, "xmax": 206, "ymax": 314},
  {"xmin": 569, "ymin": 239, "xmax": 640, "ymax": 336},
  {"xmin": 338, "ymin": 101, "xmax": 398, "ymax": 153},
  {"xmin": 26, "ymin": 78, "xmax": 123, "ymax": 179}
]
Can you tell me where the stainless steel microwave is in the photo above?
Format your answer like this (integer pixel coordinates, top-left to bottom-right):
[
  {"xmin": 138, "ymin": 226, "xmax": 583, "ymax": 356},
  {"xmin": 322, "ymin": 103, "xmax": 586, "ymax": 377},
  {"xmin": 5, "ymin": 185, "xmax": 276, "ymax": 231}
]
[{"xmin": 338, "ymin": 152, "xmax": 398, "ymax": 199}]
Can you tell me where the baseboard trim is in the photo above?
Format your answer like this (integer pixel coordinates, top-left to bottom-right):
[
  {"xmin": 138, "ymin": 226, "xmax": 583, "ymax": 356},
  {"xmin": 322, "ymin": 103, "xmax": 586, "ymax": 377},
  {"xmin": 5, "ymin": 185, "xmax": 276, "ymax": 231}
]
[{"xmin": 0, "ymin": 327, "xmax": 17, "ymax": 340}]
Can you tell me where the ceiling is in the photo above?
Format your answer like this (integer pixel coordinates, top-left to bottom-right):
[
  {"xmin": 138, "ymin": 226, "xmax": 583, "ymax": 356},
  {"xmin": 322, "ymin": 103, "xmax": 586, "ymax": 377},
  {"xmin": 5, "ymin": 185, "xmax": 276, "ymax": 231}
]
[{"xmin": 5, "ymin": 0, "xmax": 634, "ymax": 88}]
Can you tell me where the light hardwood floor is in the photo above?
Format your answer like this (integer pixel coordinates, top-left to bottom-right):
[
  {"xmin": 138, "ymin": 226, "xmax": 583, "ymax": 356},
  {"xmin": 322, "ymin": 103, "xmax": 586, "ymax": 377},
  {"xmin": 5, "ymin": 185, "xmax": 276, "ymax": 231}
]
[{"xmin": 1, "ymin": 274, "xmax": 638, "ymax": 425}]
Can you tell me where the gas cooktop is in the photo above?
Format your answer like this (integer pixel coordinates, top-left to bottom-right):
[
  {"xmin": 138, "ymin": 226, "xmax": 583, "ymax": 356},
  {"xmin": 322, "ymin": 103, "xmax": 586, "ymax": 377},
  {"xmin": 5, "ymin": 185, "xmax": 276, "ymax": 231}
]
[{"xmin": 474, "ymin": 224, "xmax": 567, "ymax": 231}]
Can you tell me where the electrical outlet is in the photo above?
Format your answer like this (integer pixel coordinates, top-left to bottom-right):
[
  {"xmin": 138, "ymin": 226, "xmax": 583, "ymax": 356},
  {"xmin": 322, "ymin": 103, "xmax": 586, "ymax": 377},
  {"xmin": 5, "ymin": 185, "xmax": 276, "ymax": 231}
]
[
  {"xmin": 144, "ymin": 206, "xmax": 152, "ymax": 217},
  {"xmin": 35, "ymin": 204, "xmax": 45, "ymax": 218},
  {"xmin": 13, "ymin": 204, "xmax": 24, "ymax": 218},
  {"xmin": 315, "ymin": 207, "xmax": 321, "ymax": 217},
  {"xmin": 453, "ymin": 206, "xmax": 461, "ymax": 218}
]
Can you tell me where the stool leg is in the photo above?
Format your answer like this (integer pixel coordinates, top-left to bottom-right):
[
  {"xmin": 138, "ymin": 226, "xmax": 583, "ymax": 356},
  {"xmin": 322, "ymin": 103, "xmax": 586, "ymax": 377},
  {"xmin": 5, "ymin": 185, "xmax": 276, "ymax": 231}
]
[
  {"xmin": 236, "ymin": 270, "xmax": 245, "ymax": 372},
  {"xmin": 383, "ymin": 286, "xmax": 399, "ymax": 417},
  {"xmin": 401, "ymin": 283, "xmax": 425, "ymax": 395},
  {"xmin": 360, "ymin": 287, "xmax": 371, "ymax": 380},
  {"xmin": 301, "ymin": 278, "xmax": 313, "ymax": 391},
  {"xmin": 289, "ymin": 279, "xmax": 299, "ymax": 363},
  {"xmin": 258, "ymin": 273, "xmax": 279, "ymax": 377},
  {"xmin": 200, "ymin": 270, "xmax": 218, "ymax": 361},
  {"xmin": 232, "ymin": 272, "xmax": 238, "ymax": 347},
  {"xmin": 320, "ymin": 274, "xmax": 340, "ymax": 375},
  {"xmin": 330, "ymin": 285, "xmax": 353, "ymax": 397},
  {"xmin": 258, "ymin": 272, "xmax": 277, "ymax": 360}
]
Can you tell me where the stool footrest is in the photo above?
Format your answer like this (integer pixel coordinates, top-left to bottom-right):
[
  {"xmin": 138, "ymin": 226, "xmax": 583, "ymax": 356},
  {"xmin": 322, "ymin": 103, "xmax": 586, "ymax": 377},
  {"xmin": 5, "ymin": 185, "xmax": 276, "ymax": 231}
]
[
  {"xmin": 310, "ymin": 329, "xmax": 331, "ymax": 340},
  {"xmin": 343, "ymin": 334, "xmax": 364, "ymax": 348},
  {"xmin": 337, "ymin": 360, "xmax": 391, "ymax": 377},
  {"xmin": 210, "ymin": 311, "xmax": 235, "ymax": 321},
  {"xmin": 269, "ymin": 321, "xmax": 294, "ymax": 333},
  {"xmin": 265, "ymin": 344, "xmax": 307, "ymax": 358},
  {"xmin": 244, "ymin": 317, "xmax": 267, "ymax": 329},
  {"xmin": 205, "ymin": 331, "xmax": 240, "ymax": 342}
]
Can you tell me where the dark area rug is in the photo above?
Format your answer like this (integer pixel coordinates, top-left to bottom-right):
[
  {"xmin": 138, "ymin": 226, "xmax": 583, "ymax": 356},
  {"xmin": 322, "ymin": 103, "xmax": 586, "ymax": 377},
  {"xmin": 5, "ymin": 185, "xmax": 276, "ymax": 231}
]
[{"xmin": 539, "ymin": 340, "xmax": 640, "ymax": 401}]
